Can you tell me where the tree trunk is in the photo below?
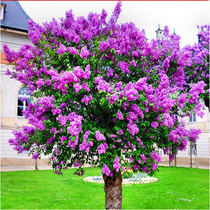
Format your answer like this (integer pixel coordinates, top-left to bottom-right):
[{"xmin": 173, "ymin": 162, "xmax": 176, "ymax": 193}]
[
  {"xmin": 190, "ymin": 142, "xmax": 192, "ymax": 168},
  {"xmin": 103, "ymin": 172, "xmax": 122, "ymax": 210},
  {"xmin": 35, "ymin": 159, "xmax": 38, "ymax": 170}
]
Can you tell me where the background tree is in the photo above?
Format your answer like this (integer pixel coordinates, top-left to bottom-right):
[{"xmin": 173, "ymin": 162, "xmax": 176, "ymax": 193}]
[
  {"xmin": 4, "ymin": 2, "xmax": 207, "ymax": 209},
  {"xmin": 155, "ymin": 25, "xmax": 209, "ymax": 110}
]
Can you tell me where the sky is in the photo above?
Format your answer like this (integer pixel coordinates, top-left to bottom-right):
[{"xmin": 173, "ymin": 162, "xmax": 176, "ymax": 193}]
[{"xmin": 19, "ymin": 1, "xmax": 210, "ymax": 47}]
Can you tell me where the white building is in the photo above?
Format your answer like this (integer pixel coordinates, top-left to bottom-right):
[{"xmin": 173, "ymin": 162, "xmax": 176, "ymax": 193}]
[
  {"xmin": 0, "ymin": 1, "xmax": 48, "ymax": 168},
  {"xmin": 156, "ymin": 26, "xmax": 209, "ymax": 167}
]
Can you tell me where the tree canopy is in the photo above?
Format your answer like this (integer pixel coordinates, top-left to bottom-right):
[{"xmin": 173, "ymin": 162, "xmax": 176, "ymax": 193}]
[{"xmin": 4, "ymin": 2, "xmax": 208, "ymax": 177}]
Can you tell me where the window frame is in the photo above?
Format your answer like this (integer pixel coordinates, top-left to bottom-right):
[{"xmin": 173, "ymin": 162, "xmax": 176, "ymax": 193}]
[
  {"xmin": 17, "ymin": 87, "xmax": 30, "ymax": 118},
  {"xmin": 189, "ymin": 113, "xmax": 196, "ymax": 123},
  {"xmin": 0, "ymin": 3, "xmax": 6, "ymax": 20}
]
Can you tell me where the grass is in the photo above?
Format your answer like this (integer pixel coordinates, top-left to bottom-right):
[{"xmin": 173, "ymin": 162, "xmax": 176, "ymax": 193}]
[{"xmin": 1, "ymin": 166, "xmax": 209, "ymax": 209}]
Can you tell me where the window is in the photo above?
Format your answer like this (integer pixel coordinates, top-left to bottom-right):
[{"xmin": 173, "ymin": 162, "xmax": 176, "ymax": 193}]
[
  {"xmin": 0, "ymin": 3, "xmax": 6, "ymax": 20},
  {"xmin": 189, "ymin": 113, "xmax": 196, "ymax": 123},
  {"xmin": 17, "ymin": 87, "xmax": 31, "ymax": 117},
  {"xmin": 158, "ymin": 148, "xmax": 163, "ymax": 156}
]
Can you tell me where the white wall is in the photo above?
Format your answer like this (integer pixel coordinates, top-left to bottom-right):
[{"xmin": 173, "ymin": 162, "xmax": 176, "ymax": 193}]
[
  {"xmin": 177, "ymin": 133, "xmax": 209, "ymax": 158},
  {"xmin": 1, "ymin": 64, "xmax": 21, "ymax": 118},
  {"xmin": 0, "ymin": 31, "xmax": 31, "ymax": 118},
  {"xmin": 1, "ymin": 31, "xmax": 31, "ymax": 51},
  {"xmin": 1, "ymin": 129, "xmax": 30, "ymax": 158},
  {"xmin": 0, "ymin": 31, "xmax": 31, "ymax": 159}
]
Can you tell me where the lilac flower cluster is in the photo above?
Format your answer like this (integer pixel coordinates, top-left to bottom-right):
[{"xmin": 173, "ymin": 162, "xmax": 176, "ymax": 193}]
[
  {"xmin": 95, "ymin": 130, "xmax": 106, "ymax": 141},
  {"xmin": 113, "ymin": 156, "xmax": 121, "ymax": 172},
  {"xmin": 102, "ymin": 164, "xmax": 112, "ymax": 177}
]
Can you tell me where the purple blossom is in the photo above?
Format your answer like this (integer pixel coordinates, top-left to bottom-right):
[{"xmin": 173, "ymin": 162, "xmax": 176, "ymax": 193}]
[
  {"xmin": 60, "ymin": 102, "xmax": 67, "ymax": 110},
  {"xmin": 46, "ymin": 79, "xmax": 52, "ymax": 86},
  {"xmin": 137, "ymin": 160, "xmax": 141, "ymax": 164},
  {"xmin": 36, "ymin": 78, "xmax": 45, "ymax": 89},
  {"xmin": 117, "ymin": 110, "xmax": 124, "ymax": 120},
  {"xmin": 142, "ymin": 166, "xmax": 148, "ymax": 173},
  {"xmin": 169, "ymin": 153, "xmax": 175, "ymax": 161},
  {"xmin": 188, "ymin": 128, "xmax": 201, "ymax": 141},
  {"xmin": 32, "ymin": 153, "xmax": 39, "ymax": 160},
  {"xmin": 95, "ymin": 76, "xmax": 112, "ymax": 93},
  {"xmin": 73, "ymin": 161, "xmax": 81, "ymax": 167},
  {"xmin": 80, "ymin": 46, "xmax": 89, "ymax": 59},
  {"xmin": 178, "ymin": 93, "xmax": 188, "ymax": 109},
  {"xmin": 79, "ymin": 131, "xmax": 93, "ymax": 154},
  {"xmin": 83, "ymin": 83, "xmax": 90, "ymax": 92},
  {"xmin": 21, "ymin": 97, "xmax": 27, "ymax": 102},
  {"xmin": 127, "ymin": 123, "xmax": 139, "ymax": 136},
  {"xmin": 55, "ymin": 148, "xmax": 59, "ymax": 155},
  {"xmin": 136, "ymin": 137, "xmax": 145, "ymax": 148},
  {"xmin": 74, "ymin": 169, "xmax": 85, "ymax": 176},
  {"xmin": 140, "ymin": 154, "xmax": 146, "ymax": 163},
  {"xmin": 130, "ymin": 59, "xmax": 136, "ymax": 67},
  {"xmin": 107, "ymin": 69, "xmax": 114, "ymax": 77},
  {"xmin": 83, "ymin": 65, "xmax": 91, "ymax": 79},
  {"xmin": 131, "ymin": 164, "xmax": 138, "ymax": 171},
  {"xmin": 117, "ymin": 129, "xmax": 124, "ymax": 135},
  {"xmin": 151, "ymin": 163, "xmax": 158, "ymax": 171},
  {"xmin": 74, "ymin": 66, "xmax": 83, "ymax": 78},
  {"xmin": 81, "ymin": 95, "xmax": 93, "ymax": 105},
  {"xmin": 47, "ymin": 137, "xmax": 54, "ymax": 144},
  {"xmin": 102, "ymin": 164, "xmax": 112, "ymax": 177},
  {"xmin": 57, "ymin": 44, "xmax": 67, "ymax": 54},
  {"xmin": 113, "ymin": 156, "xmax": 121, "ymax": 172},
  {"xmin": 109, "ymin": 1, "xmax": 122, "ymax": 26},
  {"xmin": 163, "ymin": 58, "xmax": 170, "ymax": 68},
  {"xmin": 67, "ymin": 46, "xmax": 78, "ymax": 55},
  {"xmin": 151, "ymin": 122, "xmax": 158, "ymax": 129},
  {"xmin": 179, "ymin": 139, "xmax": 188, "ymax": 150},
  {"xmin": 118, "ymin": 61, "xmax": 130, "ymax": 74},
  {"xmin": 150, "ymin": 152, "xmax": 161, "ymax": 163},
  {"xmin": 163, "ymin": 147, "xmax": 170, "ymax": 155},
  {"xmin": 73, "ymin": 83, "xmax": 83, "ymax": 93},
  {"xmin": 106, "ymin": 94, "xmax": 119, "ymax": 104},
  {"xmin": 95, "ymin": 130, "xmax": 106, "ymax": 141},
  {"xmin": 97, "ymin": 143, "xmax": 108, "ymax": 155},
  {"xmin": 124, "ymin": 88, "xmax": 139, "ymax": 101},
  {"xmin": 132, "ymin": 51, "xmax": 138, "ymax": 57},
  {"xmin": 99, "ymin": 41, "xmax": 110, "ymax": 51}
]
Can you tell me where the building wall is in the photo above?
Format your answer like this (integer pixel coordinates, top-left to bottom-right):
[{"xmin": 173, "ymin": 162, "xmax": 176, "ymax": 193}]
[
  {"xmin": 0, "ymin": 30, "xmax": 31, "ymax": 130},
  {"xmin": 1, "ymin": 30, "xmax": 31, "ymax": 51},
  {"xmin": 0, "ymin": 30, "xmax": 49, "ymax": 166},
  {"xmin": 176, "ymin": 133, "xmax": 209, "ymax": 158},
  {"xmin": 0, "ymin": 64, "xmax": 28, "ymax": 129},
  {"xmin": 1, "ymin": 129, "xmax": 30, "ymax": 159},
  {"xmin": 161, "ymin": 108, "xmax": 209, "ymax": 166},
  {"xmin": 177, "ymin": 108, "xmax": 209, "ymax": 158}
]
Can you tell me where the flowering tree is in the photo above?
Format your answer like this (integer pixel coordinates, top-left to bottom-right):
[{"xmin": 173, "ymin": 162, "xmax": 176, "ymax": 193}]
[
  {"xmin": 156, "ymin": 25, "xmax": 209, "ymax": 110},
  {"xmin": 183, "ymin": 25, "xmax": 209, "ymax": 109},
  {"xmin": 4, "ymin": 2, "xmax": 207, "ymax": 209}
]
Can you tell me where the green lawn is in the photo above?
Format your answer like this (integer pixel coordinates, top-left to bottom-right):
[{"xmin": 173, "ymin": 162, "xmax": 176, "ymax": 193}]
[{"xmin": 1, "ymin": 166, "xmax": 209, "ymax": 209}]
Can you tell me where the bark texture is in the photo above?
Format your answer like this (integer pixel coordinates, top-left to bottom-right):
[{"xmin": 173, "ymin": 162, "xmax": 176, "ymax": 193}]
[{"xmin": 103, "ymin": 172, "xmax": 122, "ymax": 210}]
